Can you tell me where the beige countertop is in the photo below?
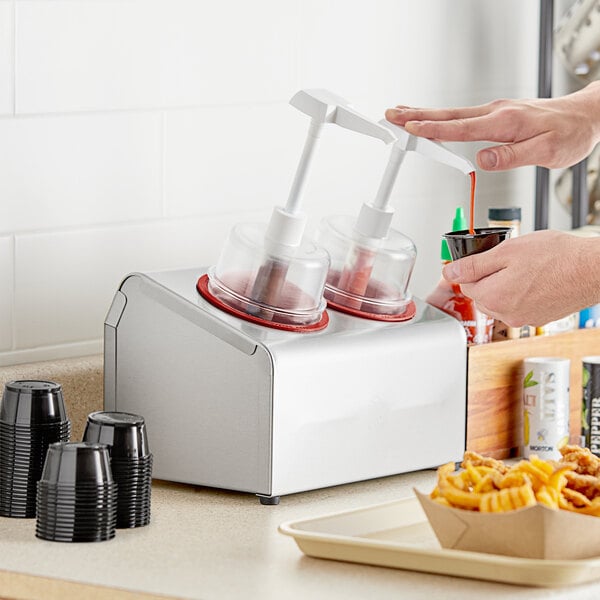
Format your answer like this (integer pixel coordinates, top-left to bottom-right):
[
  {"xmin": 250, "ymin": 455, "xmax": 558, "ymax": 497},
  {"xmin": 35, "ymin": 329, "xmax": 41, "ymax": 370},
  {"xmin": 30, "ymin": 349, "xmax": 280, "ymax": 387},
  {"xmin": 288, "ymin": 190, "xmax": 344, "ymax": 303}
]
[
  {"xmin": 1, "ymin": 471, "xmax": 600, "ymax": 600},
  {"xmin": 1, "ymin": 356, "xmax": 600, "ymax": 599}
]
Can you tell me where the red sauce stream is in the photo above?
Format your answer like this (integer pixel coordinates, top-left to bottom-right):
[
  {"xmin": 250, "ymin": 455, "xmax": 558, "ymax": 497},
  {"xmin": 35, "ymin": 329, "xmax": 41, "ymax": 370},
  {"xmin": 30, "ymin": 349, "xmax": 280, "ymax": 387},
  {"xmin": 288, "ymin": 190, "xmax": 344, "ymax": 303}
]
[{"xmin": 469, "ymin": 171, "xmax": 476, "ymax": 235}]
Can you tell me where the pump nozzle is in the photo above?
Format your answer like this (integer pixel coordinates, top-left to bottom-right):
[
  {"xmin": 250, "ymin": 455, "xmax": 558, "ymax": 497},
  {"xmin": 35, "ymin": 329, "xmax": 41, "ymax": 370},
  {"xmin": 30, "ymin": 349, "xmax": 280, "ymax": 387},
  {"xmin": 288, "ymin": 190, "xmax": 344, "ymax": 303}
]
[
  {"xmin": 354, "ymin": 120, "xmax": 474, "ymax": 241},
  {"xmin": 380, "ymin": 120, "xmax": 475, "ymax": 175},
  {"xmin": 353, "ymin": 120, "xmax": 475, "ymax": 241},
  {"xmin": 335, "ymin": 116, "xmax": 475, "ymax": 312},
  {"xmin": 255, "ymin": 89, "xmax": 396, "ymax": 319},
  {"xmin": 266, "ymin": 90, "xmax": 398, "ymax": 250},
  {"xmin": 283, "ymin": 90, "xmax": 395, "ymax": 220}
]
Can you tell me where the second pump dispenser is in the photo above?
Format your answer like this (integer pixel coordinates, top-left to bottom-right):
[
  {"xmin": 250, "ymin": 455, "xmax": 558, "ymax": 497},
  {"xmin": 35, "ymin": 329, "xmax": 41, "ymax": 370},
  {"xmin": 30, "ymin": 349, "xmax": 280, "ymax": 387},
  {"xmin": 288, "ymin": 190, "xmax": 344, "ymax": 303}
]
[{"xmin": 204, "ymin": 88, "xmax": 476, "ymax": 330}]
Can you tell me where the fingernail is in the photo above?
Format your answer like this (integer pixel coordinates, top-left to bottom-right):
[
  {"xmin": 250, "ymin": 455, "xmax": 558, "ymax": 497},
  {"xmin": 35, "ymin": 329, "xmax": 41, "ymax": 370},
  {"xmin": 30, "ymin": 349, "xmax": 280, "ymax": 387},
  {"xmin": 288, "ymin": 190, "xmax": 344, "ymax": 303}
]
[
  {"xmin": 404, "ymin": 120, "xmax": 424, "ymax": 133},
  {"xmin": 443, "ymin": 262, "xmax": 460, "ymax": 280},
  {"xmin": 479, "ymin": 149, "xmax": 498, "ymax": 169}
]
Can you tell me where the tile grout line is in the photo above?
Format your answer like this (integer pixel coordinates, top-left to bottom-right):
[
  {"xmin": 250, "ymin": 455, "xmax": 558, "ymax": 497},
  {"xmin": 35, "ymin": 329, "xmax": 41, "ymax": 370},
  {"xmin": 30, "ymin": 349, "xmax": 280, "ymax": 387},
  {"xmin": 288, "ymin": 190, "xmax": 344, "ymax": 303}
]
[
  {"xmin": 0, "ymin": 208, "xmax": 270, "ymax": 238},
  {"xmin": 0, "ymin": 99, "xmax": 289, "ymax": 121}
]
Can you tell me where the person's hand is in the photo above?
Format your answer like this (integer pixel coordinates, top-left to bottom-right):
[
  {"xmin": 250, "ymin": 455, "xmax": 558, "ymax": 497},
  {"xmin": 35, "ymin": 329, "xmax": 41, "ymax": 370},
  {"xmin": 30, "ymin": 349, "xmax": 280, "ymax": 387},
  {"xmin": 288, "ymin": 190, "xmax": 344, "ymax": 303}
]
[
  {"xmin": 441, "ymin": 231, "xmax": 600, "ymax": 327},
  {"xmin": 385, "ymin": 81, "xmax": 600, "ymax": 171}
]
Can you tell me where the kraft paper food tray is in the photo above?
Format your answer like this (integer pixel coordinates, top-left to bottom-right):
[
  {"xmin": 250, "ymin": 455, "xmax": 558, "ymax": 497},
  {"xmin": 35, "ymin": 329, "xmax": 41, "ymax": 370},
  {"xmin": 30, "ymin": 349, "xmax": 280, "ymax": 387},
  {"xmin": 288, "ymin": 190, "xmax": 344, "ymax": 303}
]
[
  {"xmin": 279, "ymin": 495, "xmax": 600, "ymax": 587},
  {"xmin": 415, "ymin": 489, "xmax": 600, "ymax": 560}
]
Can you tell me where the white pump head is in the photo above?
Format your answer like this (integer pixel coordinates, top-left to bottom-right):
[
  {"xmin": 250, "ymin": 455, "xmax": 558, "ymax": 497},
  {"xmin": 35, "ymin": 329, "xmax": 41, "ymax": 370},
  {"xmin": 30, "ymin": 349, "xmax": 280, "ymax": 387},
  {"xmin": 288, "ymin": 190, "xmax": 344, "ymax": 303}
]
[
  {"xmin": 289, "ymin": 89, "xmax": 349, "ymax": 124},
  {"xmin": 289, "ymin": 89, "xmax": 395, "ymax": 144},
  {"xmin": 270, "ymin": 90, "xmax": 397, "ymax": 249},
  {"xmin": 381, "ymin": 120, "xmax": 475, "ymax": 175},
  {"xmin": 354, "ymin": 119, "xmax": 475, "ymax": 241}
]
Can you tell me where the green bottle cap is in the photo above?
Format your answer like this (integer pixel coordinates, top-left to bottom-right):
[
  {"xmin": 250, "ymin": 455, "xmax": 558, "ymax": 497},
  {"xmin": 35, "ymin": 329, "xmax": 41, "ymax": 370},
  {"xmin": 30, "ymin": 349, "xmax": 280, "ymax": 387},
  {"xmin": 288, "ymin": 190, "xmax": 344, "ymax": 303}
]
[{"xmin": 441, "ymin": 207, "xmax": 467, "ymax": 261}]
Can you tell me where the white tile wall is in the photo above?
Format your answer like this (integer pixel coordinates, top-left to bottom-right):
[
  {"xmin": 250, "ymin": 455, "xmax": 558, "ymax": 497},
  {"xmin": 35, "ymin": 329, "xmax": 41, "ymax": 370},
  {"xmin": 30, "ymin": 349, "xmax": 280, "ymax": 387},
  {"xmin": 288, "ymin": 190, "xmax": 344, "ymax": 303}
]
[
  {"xmin": 157, "ymin": 0, "xmax": 297, "ymax": 107},
  {"xmin": 13, "ymin": 214, "xmax": 247, "ymax": 350},
  {"xmin": 16, "ymin": 0, "xmax": 296, "ymax": 114},
  {"xmin": 0, "ymin": 112, "xmax": 162, "ymax": 233},
  {"xmin": 164, "ymin": 104, "xmax": 306, "ymax": 218},
  {"xmin": 0, "ymin": 1, "xmax": 12, "ymax": 115},
  {"xmin": 16, "ymin": 0, "xmax": 161, "ymax": 114},
  {"xmin": 0, "ymin": 236, "xmax": 14, "ymax": 352},
  {"xmin": 297, "ymin": 0, "xmax": 539, "ymax": 106},
  {"xmin": 1, "ymin": 0, "xmax": 547, "ymax": 366}
]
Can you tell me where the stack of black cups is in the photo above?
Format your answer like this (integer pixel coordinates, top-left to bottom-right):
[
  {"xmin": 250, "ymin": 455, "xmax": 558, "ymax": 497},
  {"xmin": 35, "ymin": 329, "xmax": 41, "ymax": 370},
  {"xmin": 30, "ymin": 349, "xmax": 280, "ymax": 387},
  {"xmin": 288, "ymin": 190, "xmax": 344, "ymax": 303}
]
[
  {"xmin": 83, "ymin": 412, "xmax": 152, "ymax": 528},
  {"xmin": 36, "ymin": 442, "xmax": 117, "ymax": 542},
  {"xmin": 0, "ymin": 381, "xmax": 71, "ymax": 518}
]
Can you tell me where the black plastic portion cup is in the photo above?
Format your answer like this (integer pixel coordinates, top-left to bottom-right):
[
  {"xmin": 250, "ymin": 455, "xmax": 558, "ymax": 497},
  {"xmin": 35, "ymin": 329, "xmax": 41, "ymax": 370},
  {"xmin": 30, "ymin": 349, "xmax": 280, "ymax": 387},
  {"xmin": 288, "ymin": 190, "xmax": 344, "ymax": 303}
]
[
  {"xmin": 40, "ymin": 441, "xmax": 114, "ymax": 486},
  {"xmin": 1, "ymin": 380, "xmax": 68, "ymax": 426},
  {"xmin": 36, "ymin": 442, "xmax": 117, "ymax": 542},
  {"xmin": 443, "ymin": 227, "xmax": 512, "ymax": 260},
  {"xmin": 83, "ymin": 411, "xmax": 149, "ymax": 459},
  {"xmin": 82, "ymin": 412, "xmax": 152, "ymax": 528},
  {"xmin": 0, "ymin": 381, "xmax": 71, "ymax": 518}
]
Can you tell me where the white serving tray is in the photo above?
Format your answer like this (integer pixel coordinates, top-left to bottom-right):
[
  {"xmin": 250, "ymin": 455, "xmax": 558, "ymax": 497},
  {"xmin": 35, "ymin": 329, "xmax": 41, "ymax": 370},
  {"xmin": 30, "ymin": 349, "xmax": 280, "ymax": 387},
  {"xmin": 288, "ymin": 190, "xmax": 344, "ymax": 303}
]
[{"xmin": 278, "ymin": 496, "xmax": 600, "ymax": 587}]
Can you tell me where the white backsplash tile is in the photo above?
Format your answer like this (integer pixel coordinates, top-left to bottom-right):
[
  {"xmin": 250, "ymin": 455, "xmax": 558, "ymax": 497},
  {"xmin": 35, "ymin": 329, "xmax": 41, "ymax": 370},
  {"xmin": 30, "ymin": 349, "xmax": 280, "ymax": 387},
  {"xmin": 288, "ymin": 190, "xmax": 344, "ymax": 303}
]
[
  {"xmin": 297, "ymin": 0, "xmax": 538, "ymax": 105},
  {"xmin": 16, "ymin": 0, "xmax": 161, "ymax": 114},
  {"xmin": 0, "ymin": 236, "xmax": 13, "ymax": 351},
  {"xmin": 158, "ymin": 0, "xmax": 297, "ymax": 107},
  {"xmin": 164, "ymin": 103, "xmax": 310, "ymax": 218},
  {"xmin": 297, "ymin": 0, "xmax": 428, "ymax": 103},
  {"xmin": 13, "ymin": 215, "xmax": 248, "ymax": 349},
  {"xmin": 0, "ymin": 112, "xmax": 162, "ymax": 233},
  {"xmin": 16, "ymin": 0, "xmax": 296, "ymax": 114},
  {"xmin": 0, "ymin": 1, "xmax": 12, "ymax": 115}
]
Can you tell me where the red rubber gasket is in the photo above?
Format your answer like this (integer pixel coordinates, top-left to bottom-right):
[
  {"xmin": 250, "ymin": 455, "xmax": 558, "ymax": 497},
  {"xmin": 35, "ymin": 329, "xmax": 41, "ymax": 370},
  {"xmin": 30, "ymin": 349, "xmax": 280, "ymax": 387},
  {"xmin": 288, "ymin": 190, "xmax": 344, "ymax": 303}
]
[
  {"xmin": 196, "ymin": 274, "xmax": 329, "ymax": 333},
  {"xmin": 326, "ymin": 297, "xmax": 416, "ymax": 322}
]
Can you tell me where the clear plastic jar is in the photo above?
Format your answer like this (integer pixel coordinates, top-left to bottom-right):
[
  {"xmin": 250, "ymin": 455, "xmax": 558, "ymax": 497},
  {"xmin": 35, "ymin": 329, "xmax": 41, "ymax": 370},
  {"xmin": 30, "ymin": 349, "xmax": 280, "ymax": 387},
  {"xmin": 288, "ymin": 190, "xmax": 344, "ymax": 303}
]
[
  {"xmin": 316, "ymin": 215, "xmax": 416, "ymax": 317},
  {"xmin": 208, "ymin": 222, "xmax": 330, "ymax": 326}
]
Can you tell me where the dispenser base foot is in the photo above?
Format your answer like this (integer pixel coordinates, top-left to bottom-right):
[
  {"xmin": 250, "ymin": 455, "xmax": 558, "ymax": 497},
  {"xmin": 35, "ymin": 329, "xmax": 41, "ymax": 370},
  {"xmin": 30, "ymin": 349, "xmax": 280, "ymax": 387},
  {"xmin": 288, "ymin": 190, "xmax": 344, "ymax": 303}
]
[{"xmin": 257, "ymin": 495, "xmax": 280, "ymax": 506}]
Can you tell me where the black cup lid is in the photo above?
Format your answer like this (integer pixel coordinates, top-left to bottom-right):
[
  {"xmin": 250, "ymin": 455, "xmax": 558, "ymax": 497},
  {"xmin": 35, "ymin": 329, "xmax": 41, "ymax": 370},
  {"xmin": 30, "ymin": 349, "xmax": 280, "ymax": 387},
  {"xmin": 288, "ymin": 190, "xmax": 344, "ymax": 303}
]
[
  {"xmin": 1, "ymin": 380, "xmax": 67, "ymax": 425},
  {"xmin": 42, "ymin": 442, "xmax": 113, "ymax": 486},
  {"xmin": 83, "ymin": 412, "xmax": 149, "ymax": 458},
  {"xmin": 88, "ymin": 412, "xmax": 145, "ymax": 428}
]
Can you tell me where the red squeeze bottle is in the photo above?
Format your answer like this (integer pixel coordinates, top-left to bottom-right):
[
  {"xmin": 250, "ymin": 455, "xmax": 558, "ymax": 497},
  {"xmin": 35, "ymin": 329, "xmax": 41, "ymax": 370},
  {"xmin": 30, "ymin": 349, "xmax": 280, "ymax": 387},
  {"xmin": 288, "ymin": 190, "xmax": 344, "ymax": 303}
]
[
  {"xmin": 427, "ymin": 207, "xmax": 493, "ymax": 344},
  {"xmin": 441, "ymin": 283, "xmax": 494, "ymax": 344}
]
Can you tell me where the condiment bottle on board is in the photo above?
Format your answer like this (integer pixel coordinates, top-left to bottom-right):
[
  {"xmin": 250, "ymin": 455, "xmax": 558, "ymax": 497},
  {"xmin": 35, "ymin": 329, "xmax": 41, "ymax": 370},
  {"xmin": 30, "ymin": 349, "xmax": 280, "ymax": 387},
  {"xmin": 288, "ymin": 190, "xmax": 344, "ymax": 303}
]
[
  {"xmin": 580, "ymin": 304, "xmax": 600, "ymax": 328},
  {"xmin": 488, "ymin": 206, "xmax": 535, "ymax": 340},
  {"xmin": 488, "ymin": 207, "xmax": 521, "ymax": 238},
  {"xmin": 426, "ymin": 207, "xmax": 494, "ymax": 344},
  {"xmin": 536, "ymin": 313, "xmax": 579, "ymax": 336}
]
